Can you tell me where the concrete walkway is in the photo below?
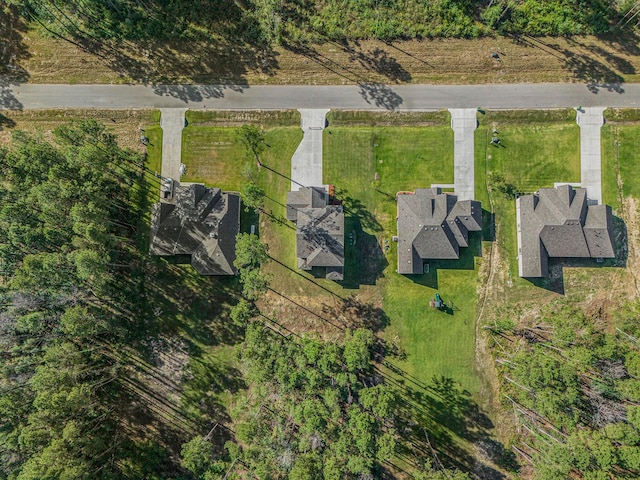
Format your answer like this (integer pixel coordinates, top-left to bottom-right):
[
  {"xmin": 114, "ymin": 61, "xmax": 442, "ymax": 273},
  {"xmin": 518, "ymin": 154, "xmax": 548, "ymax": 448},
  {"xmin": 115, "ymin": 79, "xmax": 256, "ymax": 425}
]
[
  {"xmin": 576, "ymin": 107, "xmax": 605, "ymax": 204},
  {"xmin": 449, "ymin": 109, "xmax": 477, "ymax": 201},
  {"xmin": 291, "ymin": 109, "xmax": 329, "ymax": 191},
  {"xmin": 160, "ymin": 108, "xmax": 187, "ymax": 182}
]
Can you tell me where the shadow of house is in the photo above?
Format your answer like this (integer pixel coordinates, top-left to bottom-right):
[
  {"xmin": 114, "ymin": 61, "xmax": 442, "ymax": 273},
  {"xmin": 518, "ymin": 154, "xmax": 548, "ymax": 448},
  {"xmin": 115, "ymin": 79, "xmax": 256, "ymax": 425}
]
[
  {"xmin": 396, "ymin": 188, "xmax": 483, "ymax": 282},
  {"xmin": 339, "ymin": 214, "xmax": 389, "ymax": 289},
  {"xmin": 406, "ymin": 231, "xmax": 482, "ymax": 291},
  {"xmin": 516, "ymin": 185, "xmax": 618, "ymax": 290},
  {"xmin": 149, "ymin": 184, "xmax": 241, "ymax": 275},
  {"xmin": 287, "ymin": 186, "xmax": 345, "ymax": 281}
]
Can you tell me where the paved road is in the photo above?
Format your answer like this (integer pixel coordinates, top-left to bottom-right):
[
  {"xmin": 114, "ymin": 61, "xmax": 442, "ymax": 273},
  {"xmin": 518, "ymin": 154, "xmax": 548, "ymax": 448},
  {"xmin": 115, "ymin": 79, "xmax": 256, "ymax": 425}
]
[
  {"xmin": 1, "ymin": 83, "xmax": 639, "ymax": 111},
  {"xmin": 449, "ymin": 109, "xmax": 477, "ymax": 201},
  {"xmin": 291, "ymin": 109, "xmax": 329, "ymax": 191},
  {"xmin": 576, "ymin": 107, "xmax": 605, "ymax": 204}
]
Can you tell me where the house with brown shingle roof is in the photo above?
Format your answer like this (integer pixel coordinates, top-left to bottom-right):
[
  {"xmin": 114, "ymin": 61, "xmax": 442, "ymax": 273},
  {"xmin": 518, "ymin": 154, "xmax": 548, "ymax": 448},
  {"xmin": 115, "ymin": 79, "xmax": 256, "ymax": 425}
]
[
  {"xmin": 396, "ymin": 188, "xmax": 482, "ymax": 274},
  {"xmin": 516, "ymin": 184, "xmax": 615, "ymax": 278},
  {"xmin": 287, "ymin": 186, "xmax": 344, "ymax": 281},
  {"xmin": 149, "ymin": 184, "xmax": 240, "ymax": 275}
]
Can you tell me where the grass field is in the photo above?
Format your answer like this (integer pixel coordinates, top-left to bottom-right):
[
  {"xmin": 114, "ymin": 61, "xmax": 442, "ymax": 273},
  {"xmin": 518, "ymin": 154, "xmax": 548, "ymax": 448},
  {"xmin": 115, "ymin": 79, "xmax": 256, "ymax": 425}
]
[
  {"xmin": 8, "ymin": 22, "xmax": 640, "ymax": 86},
  {"xmin": 181, "ymin": 126, "xmax": 302, "ymax": 191},
  {"xmin": 0, "ymin": 109, "xmax": 159, "ymax": 149},
  {"xmin": 477, "ymin": 110, "xmax": 581, "ymax": 193},
  {"xmin": 320, "ymin": 120, "xmax": 499, "ymax": 473},
  {"xmin": 602, "ymin": 123, "xmax": 640, "ymax": 205}
]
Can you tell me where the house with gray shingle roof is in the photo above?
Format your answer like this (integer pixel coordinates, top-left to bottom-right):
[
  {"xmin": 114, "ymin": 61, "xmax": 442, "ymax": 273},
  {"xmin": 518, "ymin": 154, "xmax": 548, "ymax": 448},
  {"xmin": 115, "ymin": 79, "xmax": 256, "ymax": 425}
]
[
  {"xmin": 149, "ymin": 183, "xmax": 241, "ymax": 275},
  {"xmin": 396, "ymin": 188, "xmax": 482, "ymax": 274},
  {"xmin": 516, "ymin": 184, "xmax": 615, "ymax": 278},
  {"xmin": 286, "ymin": 186, "xmax": 327, "ymax": 222},
  {"xmin": 287, "ymin": 186, "xmax": 344, "ymax": 280}
]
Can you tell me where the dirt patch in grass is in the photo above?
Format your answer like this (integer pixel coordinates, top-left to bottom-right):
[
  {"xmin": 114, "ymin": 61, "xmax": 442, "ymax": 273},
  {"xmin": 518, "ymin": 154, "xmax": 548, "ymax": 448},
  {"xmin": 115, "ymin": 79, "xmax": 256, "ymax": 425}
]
[{"xmin": 10, "ymin": 30, "xmax": 640, "ymax": 85}]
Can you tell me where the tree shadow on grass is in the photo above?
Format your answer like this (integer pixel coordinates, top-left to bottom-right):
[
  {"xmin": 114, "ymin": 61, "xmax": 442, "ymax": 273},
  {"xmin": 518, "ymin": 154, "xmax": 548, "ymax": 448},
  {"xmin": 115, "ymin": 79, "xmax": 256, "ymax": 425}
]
[
  {"xmin": 337, "ymin": 40, "xmax": 412, "ymax": 83},
  {"xmin": 335, "ymin": 187, "xmax": 383, "ymax": 233},
  {"xmin": 407, "ymin": 231, "xmax": 483, "ymax": 291},
  {"xmin": 0, "ymin": 6, "xmax": 30, "ymax": 84},
  {"xmin": 23, "ymin": 1, "xmax": 278, "ymax": 88},
  {"xmin": 386, "ymin": 370, "xmax": 515, "ymax": 478},
  {"xmin": 0, "ymin": 112, "xmax": 16, "ymax": 130},
  {"xmin": 508, "ymin": 34, "xmax": 625, "ymax": 93},
  {"xmin": 284, "ymin": 38, "xmax": 413, "ymax": 85}
]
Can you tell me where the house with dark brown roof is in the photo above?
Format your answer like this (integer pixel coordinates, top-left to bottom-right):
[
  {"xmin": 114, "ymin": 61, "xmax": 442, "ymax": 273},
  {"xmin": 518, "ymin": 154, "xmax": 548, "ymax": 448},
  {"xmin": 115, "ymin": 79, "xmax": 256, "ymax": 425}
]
[
  {"xmin": 396, "ymin": 188, "xmax": 482, "ymax": 274},
  {"xmin": 286, "ymin": 187, "xmax": 344, "ymax": 280},
  {"xmin": 149, "ymin": 184, "xmax": 241, "ymax": 275},
  {"xmin": 516, "ymin": 184, "xmax": 615, "ymax": 278}
]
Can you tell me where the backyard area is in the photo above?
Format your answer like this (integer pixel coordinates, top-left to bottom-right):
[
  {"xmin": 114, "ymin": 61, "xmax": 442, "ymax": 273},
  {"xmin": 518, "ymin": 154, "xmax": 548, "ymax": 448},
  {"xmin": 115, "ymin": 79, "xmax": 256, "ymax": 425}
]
[
  {"xmin": 178, "ymin": 110, "xmax": 497, "ymax": 470},
  {"xmin": 321, "ymin": 121, "xmax": 484, "ymax": 389},
  {"xmin": 320, "ymin": 115, "xmax": 505, "ymax": 473}
]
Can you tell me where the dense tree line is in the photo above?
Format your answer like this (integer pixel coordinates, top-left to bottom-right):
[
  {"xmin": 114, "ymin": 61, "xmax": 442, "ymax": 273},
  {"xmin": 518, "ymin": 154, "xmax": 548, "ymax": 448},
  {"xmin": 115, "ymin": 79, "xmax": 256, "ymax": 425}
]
[
  {"xmin": 6, "ymin": 0, "xmax": 629, "ymax": 47},
  {"xmin": 488, "ymin": 301, "xmax": 640, "ymax": 478},
  {"xmin": 217, "ymin": 323, "xmax": 397, "ymax": 479},
  {"xmin": 0, "ymin": 121, "xmax": 148, "ymax": 479}
]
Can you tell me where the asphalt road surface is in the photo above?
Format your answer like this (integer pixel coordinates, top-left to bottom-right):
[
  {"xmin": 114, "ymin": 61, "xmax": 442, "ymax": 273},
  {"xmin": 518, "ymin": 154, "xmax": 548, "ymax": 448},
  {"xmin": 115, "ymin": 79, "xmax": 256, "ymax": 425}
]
[{"xmin": 1, "ymin": 83, "xmax": 639, "ymax": 111}]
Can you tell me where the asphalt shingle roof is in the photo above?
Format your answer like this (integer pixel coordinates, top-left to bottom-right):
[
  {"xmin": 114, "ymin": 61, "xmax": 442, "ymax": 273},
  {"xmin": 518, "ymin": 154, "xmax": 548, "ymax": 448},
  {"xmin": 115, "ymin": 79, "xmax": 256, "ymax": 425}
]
[
  {"xmin": 149, "ymin": 184, "xmax": 240, "ymax": 275},
  {"xmin": 396, "ymin": 188, "xmax": 482, "ymax": 274},
  {"xmin": 516, "ymin": 185, "xmax": 615, "ymax": 277},
  {"xmin": 287, "ymin": 187, "xmax": 344, "ymax": 279}
]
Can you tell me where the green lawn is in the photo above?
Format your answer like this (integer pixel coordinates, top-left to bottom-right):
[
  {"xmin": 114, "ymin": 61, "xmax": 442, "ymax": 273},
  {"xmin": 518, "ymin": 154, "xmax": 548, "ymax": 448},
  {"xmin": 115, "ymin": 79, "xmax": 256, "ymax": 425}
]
[
  {"xmin": 145, "ymin": 124, "xmax": 163, "ymax": 176},
  {"xmin": 181, "ymin": 126, "xmax": 302, "ymax": 193},
  {"xmin": 480, "ymin": 123, "xmax": 580, "ymax": 193},
  {"xmin": 475, "ymin": 112, "xmax": 582, "ymax": 293},
  {"xmin": 602, "ymin": 123, "xmax": 640, "ymax": 207},
  {"xmin": 323, "ymin": 125, "xmax": 483, "ymax": 393},
  {"xmin": 324, "ymin": 126, "xmax": 454, "ymax": 229}
]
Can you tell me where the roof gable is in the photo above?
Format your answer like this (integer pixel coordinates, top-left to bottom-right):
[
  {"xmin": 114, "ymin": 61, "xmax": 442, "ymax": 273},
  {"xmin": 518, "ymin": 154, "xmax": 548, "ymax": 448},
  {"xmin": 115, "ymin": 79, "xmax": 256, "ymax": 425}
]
[
  {"xmin": 517, "ymin": 185, "xmax": 616, "ymax": 278},
  {"xmin": 396, "ymin": 188, "xmax": 482, "ymax": 274},
  {"xmin": 149, "ymin": 184, "xmax": 240, "ymax": 275}
]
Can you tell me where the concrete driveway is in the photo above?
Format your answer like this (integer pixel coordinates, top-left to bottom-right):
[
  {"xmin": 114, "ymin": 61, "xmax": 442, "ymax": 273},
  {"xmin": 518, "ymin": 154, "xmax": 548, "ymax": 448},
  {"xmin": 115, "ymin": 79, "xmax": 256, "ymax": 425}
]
[
  {"xmin": 449, "ymin": 109, "xmax": 477, "ymax": 201},
  {"xmin": 577, "ymin": 107, "xmax": 605, "ymax": 204},
  {"xmin": 160, "ymin": 108, "xmax": 187, "ymax": 183},
  {"xmin": 291, "ymin": 109, "xmax": 329, "ymax": 191}
]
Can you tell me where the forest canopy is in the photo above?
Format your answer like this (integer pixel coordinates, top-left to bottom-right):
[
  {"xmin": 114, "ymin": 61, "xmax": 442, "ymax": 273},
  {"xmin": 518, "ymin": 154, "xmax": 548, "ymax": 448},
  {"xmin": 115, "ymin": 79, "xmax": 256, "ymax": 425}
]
[{"xmin": 6, "ymin": 0, "xmax": 629, "ymax": 45}]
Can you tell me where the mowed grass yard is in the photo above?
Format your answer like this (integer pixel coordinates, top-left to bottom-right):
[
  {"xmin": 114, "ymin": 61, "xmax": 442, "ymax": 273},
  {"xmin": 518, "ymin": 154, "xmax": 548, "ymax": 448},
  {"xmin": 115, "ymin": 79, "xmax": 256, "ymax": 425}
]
[
  {"xmin": 474, "ymin": 110, "xmax": 624, "ymax": 311},
  {"xmin": 474, "ymin": 110, "xmax": 582, "ymax": 298},
  {"xmin": 602, "ymin": 115, "xmax": 640, "ymax": 208},
  {"xmin": 323, "ymin": 122, "xmax": 485, "ymax": 395}
]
